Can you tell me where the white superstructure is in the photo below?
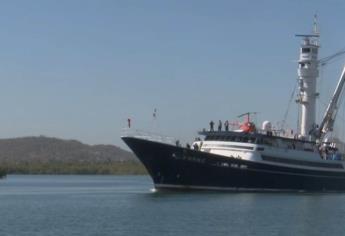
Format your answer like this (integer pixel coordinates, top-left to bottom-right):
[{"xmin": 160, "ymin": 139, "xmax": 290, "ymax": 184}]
[
  {"xmin": 190, "ymin": 17, "xmax": 345, "ymax": 170},
  {"xmin": 296, "ymin": 33, "xmax": 320, "ymax": 138}
]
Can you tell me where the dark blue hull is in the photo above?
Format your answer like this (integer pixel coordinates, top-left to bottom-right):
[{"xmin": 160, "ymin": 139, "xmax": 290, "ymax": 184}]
[{"xmin": 122, "ymin": 137, "xmax": 345, "ymax": 192}]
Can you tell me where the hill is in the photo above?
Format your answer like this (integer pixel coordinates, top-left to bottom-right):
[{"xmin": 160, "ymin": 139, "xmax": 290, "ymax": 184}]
[{"xmin": 0, "ymin": 136, "xmax": 146, "ymax": 175}]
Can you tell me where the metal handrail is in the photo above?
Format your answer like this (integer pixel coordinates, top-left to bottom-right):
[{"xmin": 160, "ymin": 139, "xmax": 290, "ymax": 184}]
[{"xmin": 121, "ymin": 128, "xmax": 177, "ymax": 145}]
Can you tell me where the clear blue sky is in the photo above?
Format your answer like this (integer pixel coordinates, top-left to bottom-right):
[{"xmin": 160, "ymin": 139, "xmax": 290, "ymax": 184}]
[{"xmin": 0, "ymin": 0, "xmax": 344, "ymax": 148}]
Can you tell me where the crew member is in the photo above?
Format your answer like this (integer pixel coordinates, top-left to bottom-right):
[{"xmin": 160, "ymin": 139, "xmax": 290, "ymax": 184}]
[
  {"xmin": 127, "ymin": 118, "xmax": 131, "ymax": 128},
  {"xmin": 193, "ymin": 143, "xmax": 199, "ymax": 151},
  {"xmin": 224, "ymin": 120, "xmax": 229, "ymax": 131},
  {"xmin": 218, "ymin": 120, "xmax": 222, "ymax": 131},
  {"xmin": 209, "ymin": 120, "xmax": 214, "ymax": 131}
]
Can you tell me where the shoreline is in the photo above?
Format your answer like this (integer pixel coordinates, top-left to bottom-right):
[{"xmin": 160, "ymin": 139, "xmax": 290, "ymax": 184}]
[{"xmin": 0, "ymin": 161, "xmax": 147, "ymax": 175}]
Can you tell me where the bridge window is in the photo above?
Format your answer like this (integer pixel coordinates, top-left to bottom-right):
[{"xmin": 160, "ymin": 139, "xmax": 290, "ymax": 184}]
[{"xmin": 302, "ymin": 48, "xmax": 311, "ymax": 53}]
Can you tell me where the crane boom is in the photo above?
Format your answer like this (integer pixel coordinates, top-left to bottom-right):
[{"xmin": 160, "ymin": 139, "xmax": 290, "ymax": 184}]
[{"xmin": 317, "ymin": 66, "xmax": 345, "ymax": 140}]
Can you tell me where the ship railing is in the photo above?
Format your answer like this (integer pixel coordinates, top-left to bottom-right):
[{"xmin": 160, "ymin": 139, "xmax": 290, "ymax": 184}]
[
  {"xmin": 256, "ymin": 129, "xmax": 295, "ymax": 139},
  {"xmin": 199, "ymin": 128, "xmax": 295, "ymax": 139},
  {"xmin": 122, "ymin": 128, "xmax": 177, "ymax": 145}
]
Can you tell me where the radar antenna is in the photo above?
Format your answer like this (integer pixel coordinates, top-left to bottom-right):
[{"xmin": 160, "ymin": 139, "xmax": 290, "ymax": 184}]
[{"xmin": 313, "ymin": 14, "xmax": 319, "ymax": 36}]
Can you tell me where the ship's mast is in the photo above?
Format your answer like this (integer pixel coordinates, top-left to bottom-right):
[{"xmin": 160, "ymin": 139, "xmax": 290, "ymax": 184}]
[{"xmin": 296, "ymin": 17, "xmax": 320, "ymax": 138}]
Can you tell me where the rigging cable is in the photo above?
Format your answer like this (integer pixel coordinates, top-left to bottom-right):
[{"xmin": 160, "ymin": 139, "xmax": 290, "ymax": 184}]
[
  {"xmin": 317, "ymin": 65, "xmax": 324, "ymax": 123},
  {"xmin": 281, "ymin": 79, "xmax": 298, "ymax": 130}
]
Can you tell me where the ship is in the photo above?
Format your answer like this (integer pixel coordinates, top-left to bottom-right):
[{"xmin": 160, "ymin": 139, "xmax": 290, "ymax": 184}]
[{"xmin": 122, "ymin": 20, "xmax": 345, "ymax": 192}]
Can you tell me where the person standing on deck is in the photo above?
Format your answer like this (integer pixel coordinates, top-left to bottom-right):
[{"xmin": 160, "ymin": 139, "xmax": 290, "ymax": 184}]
[
  {"xmin": 127, "ymin": 118, "xmax": 131, "ymax": 128},
  {"xmin": 224, "ymin": 120, "xmax": 229, "ymax": 131},
  {"xmin": 218, "ymin": 120, "xmax": 222, "ymax": 131},
  {"xmin": 209, "ymin": 120, "xmax": 214, "ymax": 131}
]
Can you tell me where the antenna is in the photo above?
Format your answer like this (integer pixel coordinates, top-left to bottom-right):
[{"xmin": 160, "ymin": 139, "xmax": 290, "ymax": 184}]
[
  {"xmin": 238, "ymin": 112, "xmax": 258, "ymax": 123},
  {"xmin": 237, "ymin": 112, "xmax": 257, "ymax": 118},
  {"xmin": 295, "ymin": 34, "xmax": 319, "ymax": 38},
  {"xmin": 313, "ymin": 14, "xmax": 319, "ymax": 35},
  {"xmin": 295, "ymin": 14, "xmax": 320, "ymax": 40}
]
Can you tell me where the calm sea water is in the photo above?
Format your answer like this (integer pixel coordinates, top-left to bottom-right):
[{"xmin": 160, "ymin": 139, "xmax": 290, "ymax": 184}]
[{"xmin": 1, "ymin": 175, "xmax": 345, "ymax": 236}]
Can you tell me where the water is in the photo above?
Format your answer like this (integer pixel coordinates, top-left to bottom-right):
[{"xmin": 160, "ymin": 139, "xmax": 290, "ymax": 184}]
[{"xmin": 1, "ymin": 175, "xmax": 345, "ymax": 236}]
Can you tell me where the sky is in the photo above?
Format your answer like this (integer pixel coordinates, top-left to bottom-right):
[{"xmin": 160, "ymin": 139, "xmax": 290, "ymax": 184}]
[{"xmin": 0, "ymin": 0, "xmax": 345, "ymax": 149}]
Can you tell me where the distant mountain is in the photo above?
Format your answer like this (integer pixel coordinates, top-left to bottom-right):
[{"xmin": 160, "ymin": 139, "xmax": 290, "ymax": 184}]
[{"xmin": 0, "ymin": 136, "xmax": 136, "ymax": 164}]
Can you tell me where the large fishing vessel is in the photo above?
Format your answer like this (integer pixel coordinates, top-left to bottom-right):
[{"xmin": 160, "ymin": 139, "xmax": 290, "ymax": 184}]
[{"xmin": 122, "ymin": 20, "xmax": 345, "ymax": 191}]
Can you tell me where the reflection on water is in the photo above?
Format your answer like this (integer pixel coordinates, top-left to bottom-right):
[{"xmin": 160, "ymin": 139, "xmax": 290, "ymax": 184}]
[{"xmin": 1, "ymin": 175, "xmax": 345, "ymax": 236}]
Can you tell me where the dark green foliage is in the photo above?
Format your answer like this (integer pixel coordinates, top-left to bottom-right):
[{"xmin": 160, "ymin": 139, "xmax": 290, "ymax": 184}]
[
  {"xmin": 0, "ymin": 136, "xmax": 147, "ymax": 175},
  {"xmin": 0, "ymin": 167, "xmax": 6, "ymax": 178},
  {"xmin": 0, "ymin": 136, "xmax": 136, "ymax": 163}
]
